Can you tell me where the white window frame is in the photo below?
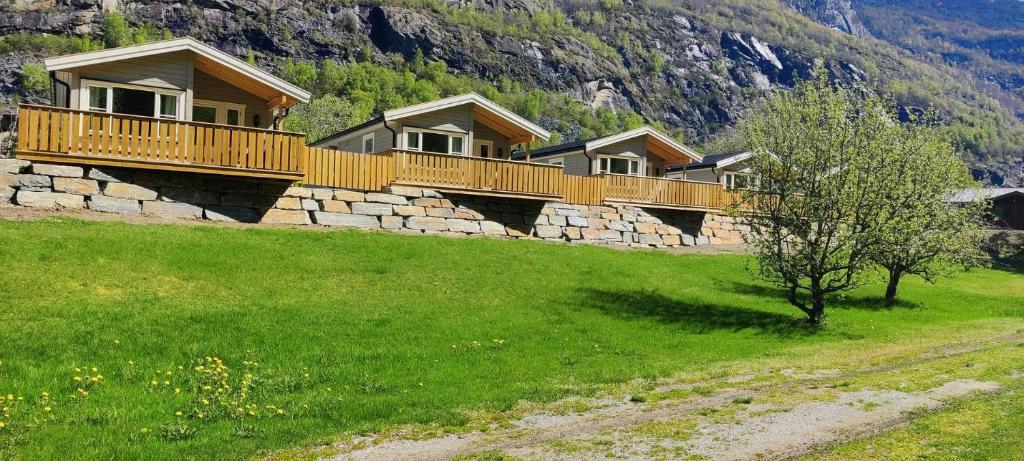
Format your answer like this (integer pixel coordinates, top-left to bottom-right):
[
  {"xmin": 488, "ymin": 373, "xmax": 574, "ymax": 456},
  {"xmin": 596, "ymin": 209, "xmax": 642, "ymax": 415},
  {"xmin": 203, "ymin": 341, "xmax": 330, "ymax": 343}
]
[
  {"xmin": 473, "ymin": 139, "xmax": 494, "ymax": 158},
  {"xmin": 80, "ymin": 79, "xmax": 185, "ymax": 120},
  {"xmin": 403, "ymin": 128, "xmax": 468, "ymax": 156},
  {"xmin": 361, "ymin": 133, "xmax": 375, "ymax": 153},
  {"xmin": 548, "ymin": 157, "xmax": 564, "ymax": 167},
  {"xmin": 724, "ymin": 172, "xmax": 758, "ymax": 190},
  {"xmin": 192, "ymin": 99, "xmax": 247, "ymax": 126},
  {"xmin": 598, "ymin": 155, "xmax": 641, "ymax": 176}
]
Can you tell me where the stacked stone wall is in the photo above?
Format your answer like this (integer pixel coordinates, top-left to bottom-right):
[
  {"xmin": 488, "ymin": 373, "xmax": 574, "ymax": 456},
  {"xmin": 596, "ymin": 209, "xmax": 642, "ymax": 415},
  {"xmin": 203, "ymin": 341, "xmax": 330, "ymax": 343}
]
[{"xmin": 1, "ymin": 159, "xmax": 750, "ymax": 248}]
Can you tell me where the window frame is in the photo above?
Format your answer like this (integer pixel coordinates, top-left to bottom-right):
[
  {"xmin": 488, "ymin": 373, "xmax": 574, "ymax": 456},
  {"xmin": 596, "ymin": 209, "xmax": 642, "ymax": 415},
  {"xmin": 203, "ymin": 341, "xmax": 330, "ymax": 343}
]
[
  {"xmin": 80, "ymin": 79, "xmax": 184, "ymax": 121},
  {"xmin": 403, "ymin": 128, "xmax": 468, "ymax": 156},
  {"xmin": 548, "ymin": 157, "xmax": 565, "ymax": 167},
  {"xmin": 361, "ymin": 133, "xmax": 375, "ymax": 153},
  {"xmin": 598, "ymin": 155, "xmax": 641, "ymax": 176},
  {"xmin": 724, "ymin": 171, "xmax": 758, "ymax": 190},
  {"xmin": 192, "ymin": 99, "xmax": 247, "ymax": 126}
]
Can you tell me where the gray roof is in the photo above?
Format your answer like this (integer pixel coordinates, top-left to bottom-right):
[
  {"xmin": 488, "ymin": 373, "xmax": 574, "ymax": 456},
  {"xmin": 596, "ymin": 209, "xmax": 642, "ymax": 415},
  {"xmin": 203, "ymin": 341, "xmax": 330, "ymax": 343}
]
[
  {"xmin": 950, "ymin": 188, "xmax": 1024, "ymax": 203},
  {"xmin": 666, "ymin": 152, "xmax": 746, "ymax": 172}
]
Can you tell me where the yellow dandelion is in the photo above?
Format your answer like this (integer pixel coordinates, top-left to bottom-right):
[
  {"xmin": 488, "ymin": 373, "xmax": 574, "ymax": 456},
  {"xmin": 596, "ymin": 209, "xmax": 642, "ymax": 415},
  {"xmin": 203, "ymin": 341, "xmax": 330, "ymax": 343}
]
[
  {"xmin": 44, "ymin": 406, "xmax": 51, "ymax": 412},
  {"xmin": 140, "ymin": 427, "xmax": 149, "ymax": 433},
  {"xmin": 175, "ymin": 411, "xmax": 182, "ymax": 416},
  {"xmin": 276, "ymin": 409, "xmax": 284, "ymax": 415},
  {"xmin": 6, "ymin": 394, "xmax": 13, "ymax": 401},
  {"xmin": 202, "ymin": 399, "xmax": 209, "ymax": 405},
  {"xmin": 0, "ymin": 421, "xmax": 5, "ymax": 429},
  {"xmin": 74, "ymin": 368, "xmax": 81, "ymax": 372},
  {"xmin": 91, "ymin": 367, "xmax": 97, "ymax": 372},
  {"xmin": 114, "ymin": 340, "xmax": 120, "ymax": 344},
  {"xmin": 163, "ymin": 381, "xmax": 170, "ymax": 385},
  {"xmin": 174, "ymin": 388, "xmax": 181, "ymax": 394}
]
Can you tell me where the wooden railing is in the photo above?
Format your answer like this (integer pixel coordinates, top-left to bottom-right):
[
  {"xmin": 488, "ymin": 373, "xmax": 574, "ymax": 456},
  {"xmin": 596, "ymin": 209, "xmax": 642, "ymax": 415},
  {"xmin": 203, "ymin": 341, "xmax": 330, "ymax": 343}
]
[
  {"xmin": 16, "ymin": 105, "xmax": 306, "ymax": 180},
  {"xmin": 304, "ymin": 147, "xmax": 395, "ymax": 191},
  {"xmin": 599, "ymin": 174, "xmax": 742, "ymax": 210},
  {"xmin": 391, "ymin": 150, "xmax": 564, "ymax": 199}
]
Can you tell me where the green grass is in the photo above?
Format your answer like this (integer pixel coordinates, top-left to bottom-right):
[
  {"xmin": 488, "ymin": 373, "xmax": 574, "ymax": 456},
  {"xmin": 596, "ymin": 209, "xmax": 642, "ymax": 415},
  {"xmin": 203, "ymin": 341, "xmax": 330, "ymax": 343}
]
[{"xmin": 0, "ymin": 218, "xmax": 1021, "ymax": 460}]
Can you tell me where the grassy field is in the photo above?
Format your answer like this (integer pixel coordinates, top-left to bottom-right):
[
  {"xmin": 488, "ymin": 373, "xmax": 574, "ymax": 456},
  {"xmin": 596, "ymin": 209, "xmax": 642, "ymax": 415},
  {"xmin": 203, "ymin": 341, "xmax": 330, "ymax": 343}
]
[{"xmin": 0, "ymin": 217, "xmax": 1021, "ymax": 460}]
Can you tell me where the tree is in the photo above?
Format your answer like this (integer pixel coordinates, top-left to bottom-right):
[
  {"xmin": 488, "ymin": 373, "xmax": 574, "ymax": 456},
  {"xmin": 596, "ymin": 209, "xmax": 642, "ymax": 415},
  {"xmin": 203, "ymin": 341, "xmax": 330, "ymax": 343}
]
[
  {"xmin": 21, "ymin": 63, "xmax": 50, "ymax": 95},
  {"xmin": 102, "ymin": 12, "xmax": 132, "ymax": 48},
  {"xmin": 282, "ymin": 95, "xmax": 355, "ymax": 144},
  {"xmin": 742, "ymin": 75, "xmax": 895, "ymax": 325},
  {"xmin": 871, "ymin": 116, "xmax": 988, "ymax": 304}
]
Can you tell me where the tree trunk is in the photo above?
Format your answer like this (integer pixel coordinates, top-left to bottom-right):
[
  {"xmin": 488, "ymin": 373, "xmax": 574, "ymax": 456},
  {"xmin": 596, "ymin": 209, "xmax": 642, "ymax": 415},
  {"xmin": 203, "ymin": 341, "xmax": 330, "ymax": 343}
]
[
  {"xmin": 807, "ymin": 278, "xmax": 826, "ymax": 325},
  {"xmin": 885, "ymin": 269, "xmax": 902, "ymax": 305}
]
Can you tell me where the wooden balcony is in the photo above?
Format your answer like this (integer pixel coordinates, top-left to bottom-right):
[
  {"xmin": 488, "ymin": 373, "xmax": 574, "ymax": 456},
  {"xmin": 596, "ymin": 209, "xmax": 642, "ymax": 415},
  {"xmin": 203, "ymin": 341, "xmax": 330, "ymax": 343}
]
[
  {"xmin": 391, "ymin": 150, "xmax": 564, "ymax": 200},
  {"xmin": 16, "ymin": 105, "xmax": 306, "ymax": 181},
  {"xmin": 599, "ymin": 174, "xmax": 741, "ymax": 211}
]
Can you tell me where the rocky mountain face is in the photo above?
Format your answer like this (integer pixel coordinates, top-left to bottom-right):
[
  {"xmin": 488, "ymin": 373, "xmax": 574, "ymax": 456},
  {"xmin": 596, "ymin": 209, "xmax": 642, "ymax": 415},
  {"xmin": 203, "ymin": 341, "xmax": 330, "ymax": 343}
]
[{"xmin": 0, "ymin": 0, "xmax": 1020, "ymax": 184}]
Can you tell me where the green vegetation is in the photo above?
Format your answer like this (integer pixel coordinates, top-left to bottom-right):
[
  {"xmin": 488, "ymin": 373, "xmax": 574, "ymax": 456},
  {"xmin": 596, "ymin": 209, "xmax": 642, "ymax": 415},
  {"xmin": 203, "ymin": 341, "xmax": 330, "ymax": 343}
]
[
  {"xmin": 0, "ymin": 217, "xmax": 1021, "ymax": 459},
  {"xmin": 282, "ymin": 51, "xmax": 654, "ymax": 145},
  {"xmin": 19, "ymin": 63, "xmax": 50, "ymax": 96}
]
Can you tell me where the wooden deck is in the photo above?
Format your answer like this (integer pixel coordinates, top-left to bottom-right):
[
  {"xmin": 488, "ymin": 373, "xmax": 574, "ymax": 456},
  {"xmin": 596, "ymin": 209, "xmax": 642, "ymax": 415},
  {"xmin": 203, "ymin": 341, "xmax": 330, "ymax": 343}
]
[
  {"xmin": 16, "ymin": 105, "xmax": 306, "ymax": 181},
  {"xmin": 16, "ymin": 105, "xmax": 741, "ymax": 211}
]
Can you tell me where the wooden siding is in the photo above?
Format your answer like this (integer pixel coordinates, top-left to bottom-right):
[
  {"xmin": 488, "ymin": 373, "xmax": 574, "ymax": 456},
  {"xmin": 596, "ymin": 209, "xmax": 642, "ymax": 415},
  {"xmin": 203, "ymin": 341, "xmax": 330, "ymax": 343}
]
[
  {"xmin": 16, "ymin": 105, "xmax": 305, "ymax": 180},
  {"xmin": 601, "ymin": 174, "xmax": 739, "ymax": 210},
  {"xmin": 563, "ymin": 175, "xmax": 604, "ymax": 205}
]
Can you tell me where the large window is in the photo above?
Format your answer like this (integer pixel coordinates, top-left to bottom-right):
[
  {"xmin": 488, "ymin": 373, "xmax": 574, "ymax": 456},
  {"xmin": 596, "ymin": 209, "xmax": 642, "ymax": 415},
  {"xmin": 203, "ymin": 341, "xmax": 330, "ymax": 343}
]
[
  {"xmin": 405, "ymin": 129, "xmax": 467, "ymax": 155},
  {"xmin": 724, "ymin": 172, "xmax": 757, "ymax": 190},
  {"xmin": 362, "ymin": 133, "xmax": 375, "ymax": 153},
  {"xmin": 192, "ymin": 99, "xmax": 245, "ymax": 126},
  {"xmin": 82, "ymin": 80, "xmax": 182, "ymax": 120},
  {"xmin": 599, "ymin": 156, "xmax": 640, "ymax": 176}
]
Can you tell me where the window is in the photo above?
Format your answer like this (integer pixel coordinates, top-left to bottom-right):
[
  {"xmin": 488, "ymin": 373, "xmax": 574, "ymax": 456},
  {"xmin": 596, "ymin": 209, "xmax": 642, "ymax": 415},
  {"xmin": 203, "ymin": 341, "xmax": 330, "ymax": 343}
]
[
  {"xmin": 724, "ymin": 172, "xmax": 757, "ymax": 190},
  {"xmin": 81, "ymin": 80, "xmax": 182, "ymax": 120},
  {"xmin": 192, "ymin": 99, "xmax": 246, "ymax": 126},
  {"xmin": 362, "ymin": 133, "xmax": 375, "ymax": 153},
  {"xmin": 404, "ymin": 129, "xmax": 467, "ymax": 155},
  {"xmin": 599, "ymin": 156, "xmax": 640, "ymax": 176},
  {"xmin": 549, "ymin": 158, "xmax": 564, "ymax": 166}
]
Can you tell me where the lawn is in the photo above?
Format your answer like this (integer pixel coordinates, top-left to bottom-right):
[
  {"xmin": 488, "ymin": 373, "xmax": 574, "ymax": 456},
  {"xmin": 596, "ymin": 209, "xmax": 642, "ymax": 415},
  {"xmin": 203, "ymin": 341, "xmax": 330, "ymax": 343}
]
[{"xmin": 0, "ymin": 217, "xmax": 1021, "ymax": 460}]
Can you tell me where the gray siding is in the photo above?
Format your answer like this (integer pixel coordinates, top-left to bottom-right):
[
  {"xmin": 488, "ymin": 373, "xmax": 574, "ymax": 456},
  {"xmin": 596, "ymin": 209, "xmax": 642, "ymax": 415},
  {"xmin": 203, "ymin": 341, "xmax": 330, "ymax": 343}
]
[
  {"xmin": 397, "ymin": 106, "xmax": 471, "ymax": 133},
  {"xmin": 683, "ymin": 168, "xmax": 719, "ymax": 183},
  {"xmin": 593, "ymin": 136, "xmax": 646, "ymax": 158},
  {"xmin": 331, "ymin": 124, "xmax": 394, "ymax": 153},
  {"xmin": 192, "ymin": 69, "xmax": 270, "ymax": 129},
  {"xmin": 472, "ymin": 122, "xmax": 511, "ymax": 158},
  {"xmin": 76, "ymin": 52, "xmax": 190, "ymax": 90},
  {"xmin": 552, "ymin": 151, "xmax": 590, "ymax": 176}
]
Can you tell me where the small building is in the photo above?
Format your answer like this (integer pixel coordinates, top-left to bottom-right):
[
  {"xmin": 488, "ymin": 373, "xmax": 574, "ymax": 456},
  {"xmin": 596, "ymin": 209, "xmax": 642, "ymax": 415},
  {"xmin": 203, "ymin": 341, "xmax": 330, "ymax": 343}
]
[
  {"xmin": 666, "ymin": 151, "xmax": 757, "ymax": 189},
  {"xmin": 45, "ymin": 37, "xmax": 310, "ymax": 130},
  {"xmin": 519, "ymin": 126, "xmax": 701, "ymax": 177},
  {"xmin": 952, "ymin": 188, "xmax": 1024, "ymax": 230},
  {"xmin": 312, "ymin": 93, "xmax": 550, "ymax": 157}
]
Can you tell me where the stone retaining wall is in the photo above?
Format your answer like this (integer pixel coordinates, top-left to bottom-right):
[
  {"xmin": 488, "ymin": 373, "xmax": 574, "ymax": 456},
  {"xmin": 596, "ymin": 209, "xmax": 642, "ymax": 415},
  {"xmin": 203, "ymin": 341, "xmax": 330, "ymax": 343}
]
[{"xmin": 1, "ymin": 159, "xmax": 749, "ymax": 248}]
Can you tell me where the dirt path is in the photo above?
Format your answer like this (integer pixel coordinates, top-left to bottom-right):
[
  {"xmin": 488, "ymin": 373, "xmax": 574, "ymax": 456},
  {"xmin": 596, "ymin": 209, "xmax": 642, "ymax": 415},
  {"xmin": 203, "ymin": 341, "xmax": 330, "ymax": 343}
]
[{"xmin": 316, "ymin": 330, "xmax": 1023, "ymax": 461}]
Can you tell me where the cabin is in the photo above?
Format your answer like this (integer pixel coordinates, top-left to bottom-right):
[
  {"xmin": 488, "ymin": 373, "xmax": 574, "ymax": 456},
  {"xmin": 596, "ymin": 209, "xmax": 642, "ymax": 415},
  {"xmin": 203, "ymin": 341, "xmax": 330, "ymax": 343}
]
[
  {"xmin": 666, "ymin": 151, "xmax": 758, "ymax": 190},
  {"xmin": 17, "ymin": 37, "xmax": 311, "ymax": 180},
  {"xmin": 311, "ymin": 93, "xmax": 550, "ymax": 158},
  {"xmin": 518, "ymin": 127, "xmax": 701, "ymax": 177},
  {"xmin": 952, "ymin": 188, "xmax": 1024, "ymax": 230}
]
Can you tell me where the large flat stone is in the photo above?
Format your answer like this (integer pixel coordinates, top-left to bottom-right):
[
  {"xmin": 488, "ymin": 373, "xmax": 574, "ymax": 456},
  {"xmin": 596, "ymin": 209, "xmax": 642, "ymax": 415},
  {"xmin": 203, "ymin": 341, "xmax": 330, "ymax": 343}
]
[
  {"xmin": 394, "ymin": 205, "xmax": 426, "ymax": 217},
  {"xmin": 333, "ymin": 190, "xmax": 365, "ymax": 202},
  {"xmin": 0, "ymin": 159, "xmax": 29, "ymax": 174},
  {"xmin": 0, "ymin": 172, "xmax": 14, "ymax": 187},
  {"xmin": 322, "ymin": 200, "xmax": 351, "ymax": 213},
  {"xmin": 0, "ymin": 186, "xmax": 15, "ymax": 202},
  {"xmin": 87, "ymin": 167, "xmax": 133, "ymax": 183},
  {"xmin": 88, "ymin": 196, "xmax": 141, "ymax": 214},
  {"xmin": 384, "ymin": 185, "xmax": 424, "ymax": 198},
  {"xmin": 281, "ymin": 186, "xmax": 313, "ymax": 198},
  {"xmin": 535, "ymin": 225, "xmax": 562, "ymax": 238},
  {"xmin": 301, "ymin": 199, "xmax": 320, "ymax": 211},
  {"xmin": 607, "ymin": 220, "xmax": 633, "ymax": 232},
  {"xmin": 426, "ymin": 207, "xmax": 455, "ymax": 218},
  {"xmin": 53, "ymin": 178, "xmax": 100, "ymax": 195},
  {"xmin": 567, "ymin": 216, "xmax": 589, "ymax": 227},
  {"xmin": 406, "ymin": 216, "xmax": 448, "ymax": 231},
  {"xmin": 260, "ymin": 209, "xmax": 311, "ymax": 225},
  {"xmin": 104, "ymin": 182, "xmax": 158, "ymax": 201},
  {"xmin": 221, "ymin": 192, "xmax": 276, "ymax": 208},
  {"xmin": 380, "ymin": 215, "xmax": 403, "ymax": 229},
  {"xmin": 314, "ymin": 212, "xmax": 380, "ymax": 228},
  {"xmin": 15, "ymin": 191, "xmax": 84, "ymax": 209},
  {"xmin": 204, "ymin": 206, "xmax": 261, "ymax": 223},
  {"xmin": 142, "ymin": 201, "xmax": 203, "ymax": 219},
  {"xmin": 30, "ymin": 163, "xmax": 83, "ymax": 178},
  {"xmin": 159, "ymin": 187, "xmax": 220, "ymax": 205},
  {"xmin": 634, "ymin": 222, "xmax": 657, "ymax": 234},
  {"xmin": 274, "ymin": 197, "xmax": 303, "ymax": 210},
  {"xmin": 365, "ymin": 193, "xmax": 409, "ymax": 205},
  {"xmin": 447, "ymin": 219, "xmax": 481, "ymax": 233},
  {"xmin": 13, "ymin": 174, "xmax": 52, "ymax": 189},
  {"xmin": 310, "ymin": 188, "xmax": 334, "ymax": 200},
  {"xmin": 352, "ymin": 202, "xmax": 393, "ymax": 216},
  {"xmin": 480, "ymin": 221, "xmax": 507, "ymax": 236}
]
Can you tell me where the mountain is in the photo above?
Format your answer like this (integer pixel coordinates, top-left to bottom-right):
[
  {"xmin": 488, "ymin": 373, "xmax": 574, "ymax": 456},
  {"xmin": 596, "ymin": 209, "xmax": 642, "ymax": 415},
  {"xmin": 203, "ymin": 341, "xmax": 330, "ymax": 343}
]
[{"xmin": 1, "ymin": 0, "xmax": 1022, "ymax": 185}]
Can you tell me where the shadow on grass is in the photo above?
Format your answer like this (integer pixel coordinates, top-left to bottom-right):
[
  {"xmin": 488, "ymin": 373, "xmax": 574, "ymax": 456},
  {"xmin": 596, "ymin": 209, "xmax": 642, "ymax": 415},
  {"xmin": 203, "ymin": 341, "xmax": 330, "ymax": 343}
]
[
  {"xmin": 578, "ymin": 288, "xmax": 817, "ymax": 338},
  {"xmin": 722, "ymin": 282, "xmax": 921, "ymax": 311}
]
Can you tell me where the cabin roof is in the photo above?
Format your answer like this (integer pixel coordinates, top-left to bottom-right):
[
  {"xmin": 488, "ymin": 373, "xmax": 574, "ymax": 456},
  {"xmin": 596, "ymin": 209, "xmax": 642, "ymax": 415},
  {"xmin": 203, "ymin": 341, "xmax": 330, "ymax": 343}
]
[
  {"xmin": 519, "ymin": 127, "xmax": 702, "ymax": 163},
  {"xmin": 44, "ymin": 37, "xmax": 311, "ymax": 107}
]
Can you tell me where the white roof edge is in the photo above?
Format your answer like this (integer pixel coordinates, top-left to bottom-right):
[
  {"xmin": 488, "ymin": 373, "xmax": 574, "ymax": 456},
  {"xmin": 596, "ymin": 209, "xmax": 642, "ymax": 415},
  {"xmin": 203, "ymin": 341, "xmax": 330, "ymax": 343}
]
[
  {"xmin": 383, "ymin": 92, "xmax": 551, "ymax": 141},
  {"xmin": 45, "ymin": 37, "xmax": 310, "ymax": 103},
  {"xmin": 585, "ymin": 126, "xmax": 703, "ymax": 162}
]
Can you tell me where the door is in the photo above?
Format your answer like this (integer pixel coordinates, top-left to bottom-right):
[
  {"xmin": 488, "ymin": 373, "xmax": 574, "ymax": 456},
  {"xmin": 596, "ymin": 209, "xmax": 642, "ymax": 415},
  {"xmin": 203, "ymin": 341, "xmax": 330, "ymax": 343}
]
[{"xmin": 474, "ymin": 140, "xmax": 494, "ymax": 158}]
